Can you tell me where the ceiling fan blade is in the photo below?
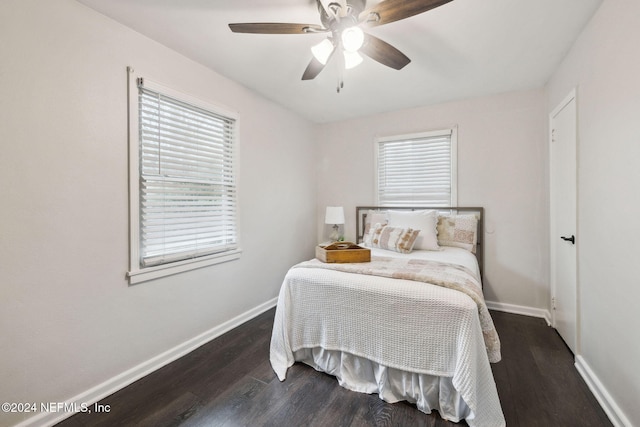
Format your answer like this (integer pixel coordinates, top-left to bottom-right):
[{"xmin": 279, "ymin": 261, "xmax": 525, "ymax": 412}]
[
  {"xmin": 302, "ymin": 57, "xmax": 327, "ymax": 80},
  {"xmin": 360, "ymin": 33, "xmax": 411, "ymax": 70},
  {"xmin": 358, "ymin": 0, "xmax": 453, "ymax": 28},
  {"xmin": 229, "ymin": 23, "xmax": 327, "ymax": 34}
]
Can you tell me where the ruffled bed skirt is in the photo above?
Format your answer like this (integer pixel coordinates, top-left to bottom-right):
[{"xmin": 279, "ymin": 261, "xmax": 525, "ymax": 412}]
[{"xmin": 293, "ymin": 347, "xmax": 474, "ymax": 423}]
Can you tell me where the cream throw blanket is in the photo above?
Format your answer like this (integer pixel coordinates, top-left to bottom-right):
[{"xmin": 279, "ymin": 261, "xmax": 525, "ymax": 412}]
[{"xmin": 293, "ymin": 256, "xmax": 501, "ymax": 363}]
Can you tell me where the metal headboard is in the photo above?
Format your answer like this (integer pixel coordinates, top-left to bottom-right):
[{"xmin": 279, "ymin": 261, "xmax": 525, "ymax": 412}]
[{"xmin": 356, "ymin": 206, "xmax": 485, "ymax": 281}]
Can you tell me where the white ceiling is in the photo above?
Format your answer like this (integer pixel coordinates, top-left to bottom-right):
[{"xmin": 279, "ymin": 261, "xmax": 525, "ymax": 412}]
[{"xmin": 76, "ymin": 0, "xmax": 602, "ymax": 123}]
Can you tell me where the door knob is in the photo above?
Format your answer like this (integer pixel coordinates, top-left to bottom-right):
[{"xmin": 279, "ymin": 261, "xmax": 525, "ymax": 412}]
[{"xmin": 560, "ymin": 235, "xmax": 575, "ymax": 244}]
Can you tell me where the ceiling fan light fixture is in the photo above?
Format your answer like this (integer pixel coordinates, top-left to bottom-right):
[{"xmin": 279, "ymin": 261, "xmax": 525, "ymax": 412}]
[
  {"xmin": 311, "ymin": 38, "xmax": 334, "ymax": 65},
  {"xmin": 343, "ymin": 50, "xmax": 363, "ymax": 69},
  {"xmin": 341, "ymin": 26, "xmax": 364, "ymax": 52},
  {"xmin": 230, "ymin": 0, "xmax": 447, "ymax": 82}
]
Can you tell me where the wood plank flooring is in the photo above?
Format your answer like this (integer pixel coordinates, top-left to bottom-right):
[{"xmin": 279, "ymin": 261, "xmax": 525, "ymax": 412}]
[{"xmin": 57, "ymin": 309, "xmax": 612, "ymax": 427}]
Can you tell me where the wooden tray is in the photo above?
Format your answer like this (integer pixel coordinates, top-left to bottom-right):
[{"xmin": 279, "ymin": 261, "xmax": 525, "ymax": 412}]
[{"xmin": 316, "ymin": 242, "xmax": 371, "ymax": 263}]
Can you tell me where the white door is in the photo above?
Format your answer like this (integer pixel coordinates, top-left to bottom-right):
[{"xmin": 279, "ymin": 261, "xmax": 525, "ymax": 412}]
[{"xmin": 550, "ymin": 90, "xmax": 578, "ymax": 354}]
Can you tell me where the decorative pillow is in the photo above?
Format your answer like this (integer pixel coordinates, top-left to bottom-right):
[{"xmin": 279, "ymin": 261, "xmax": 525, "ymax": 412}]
[
  {"xmin": 387, "ymin": 210, "xmax": 440, "ymax": 251},
  {"xmin": 437, "ymin": 214, "xmax": 478, "ymax": 253},
  {"xmin": 367, "ymin": 224, "xmax": 420, "ymax": 254},
  {"xmin": 363, "ymin": 210, "xmax": 389, "ymax": 238}
]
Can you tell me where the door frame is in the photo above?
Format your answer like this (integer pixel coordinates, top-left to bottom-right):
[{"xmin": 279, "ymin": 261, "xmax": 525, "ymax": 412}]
[{"xmin": 549, "ymin": 88, "xmax": 579, "ymax": 352}]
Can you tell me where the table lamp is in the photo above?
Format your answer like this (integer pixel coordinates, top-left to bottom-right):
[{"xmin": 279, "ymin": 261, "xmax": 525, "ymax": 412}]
[{"xmin": 325, "ymin": 206, "xmax": 345, "ymax": 242}]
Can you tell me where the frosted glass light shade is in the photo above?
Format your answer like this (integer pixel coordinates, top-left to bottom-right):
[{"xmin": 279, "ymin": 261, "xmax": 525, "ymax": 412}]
[
  {"xmin": 311, "ymin": 39, "xmax": 334, "ymax": 65},
  {"xmin": 341, "ymin": 26, "xmax": 364, "ymax": 52},
  {"xmin": 344, "ymin": 51, "xmax": 363, "ymax": 69}
]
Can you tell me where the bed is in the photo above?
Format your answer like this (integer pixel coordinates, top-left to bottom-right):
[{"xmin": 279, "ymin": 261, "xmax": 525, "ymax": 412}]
[{"xmin": 270, "ymin": 207, "xmax": 505, "ymax": 427}]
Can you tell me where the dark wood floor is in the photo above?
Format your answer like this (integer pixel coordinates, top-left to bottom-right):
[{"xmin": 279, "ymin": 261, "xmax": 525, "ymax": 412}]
[{"xmin": 57, "ymin": 309, "xmax": 612, "ymax": 427}]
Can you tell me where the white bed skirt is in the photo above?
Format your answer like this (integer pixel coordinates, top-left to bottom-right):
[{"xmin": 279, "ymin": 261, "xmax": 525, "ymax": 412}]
[{"xmin": 293, "ymin": 347, "xmax": 474, "ymax": 424}]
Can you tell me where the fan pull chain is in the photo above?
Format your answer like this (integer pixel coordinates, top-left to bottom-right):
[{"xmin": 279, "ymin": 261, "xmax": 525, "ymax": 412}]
[{"xmin": 337, "ymin": 53, "xmax": 345, "ymax": 93}]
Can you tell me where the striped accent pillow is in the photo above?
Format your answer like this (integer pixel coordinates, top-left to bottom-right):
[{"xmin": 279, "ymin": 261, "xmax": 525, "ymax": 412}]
[{"xmin": 368, "ymin": 224, "xmax": 420, "ymax": 254}]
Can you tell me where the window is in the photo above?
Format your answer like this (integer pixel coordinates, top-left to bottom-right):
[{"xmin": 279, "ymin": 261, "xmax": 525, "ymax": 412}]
[
  {"xmin": 127, "ymin": 67, "xmax": 240, "ymax": 284},
  {"xmin": 375, "ymin": 128, "xmax": 457, "ymax": 207}
]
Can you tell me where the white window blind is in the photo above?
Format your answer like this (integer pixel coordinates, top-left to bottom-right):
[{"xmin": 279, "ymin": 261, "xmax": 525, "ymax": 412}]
[
  {"xmin": 376, "ymin": 129, "xmax": 457, "ymax": 206},
  {"xmin": 137, "ymin": 81, "xmax": 237, "ymax": 267}
]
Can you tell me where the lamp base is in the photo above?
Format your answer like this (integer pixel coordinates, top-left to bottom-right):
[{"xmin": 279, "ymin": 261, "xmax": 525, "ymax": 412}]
[{"xmin": 329, "ymin": 224, "xmax": 340, "ymax": 242}]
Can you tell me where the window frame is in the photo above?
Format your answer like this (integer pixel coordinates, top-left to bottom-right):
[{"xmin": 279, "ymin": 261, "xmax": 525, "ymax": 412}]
[
  {"xmin": 374, "ymin": 127, "xmax": 458, "ymax": 207},
  {"xmin": 126, "ymin": 66, "xmax": 241, "ymax": 284}
]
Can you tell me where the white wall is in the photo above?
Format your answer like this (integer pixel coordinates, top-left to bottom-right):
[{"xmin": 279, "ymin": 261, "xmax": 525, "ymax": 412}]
[
  {"xmin": 315, "ymin": 89, "xmax": 549, "ymax": 310},
  {"xmin": 0, "ymin": 1, "xmax": 316, "ymax": 426},
  {"xmin": 546, "ymin": 0, "xmax": 640, "ymax": 424},
  {"xmin": 3, "ymin": 0, "xmax": 635, "ymax": 425}
]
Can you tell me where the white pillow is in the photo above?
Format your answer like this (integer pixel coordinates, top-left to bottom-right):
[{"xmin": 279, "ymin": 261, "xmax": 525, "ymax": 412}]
[
  {"xmin": 363, "ymin": 210, "xmax": 389, "ymax": 238},
  {"xmin": 387, "ymin": 210, "xmax": 440, "ymax": 251}
]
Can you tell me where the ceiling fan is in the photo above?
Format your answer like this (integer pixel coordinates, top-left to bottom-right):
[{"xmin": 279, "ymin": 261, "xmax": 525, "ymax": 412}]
[{"xmin": 229, "ymin": 0, "xmax": 453, "ymax": 88}]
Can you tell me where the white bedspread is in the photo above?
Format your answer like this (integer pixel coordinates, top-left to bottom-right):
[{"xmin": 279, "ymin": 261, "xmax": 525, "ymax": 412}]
[{"xmin": 270, "ymin": 248, "xmax": 505, "ymax": 427}]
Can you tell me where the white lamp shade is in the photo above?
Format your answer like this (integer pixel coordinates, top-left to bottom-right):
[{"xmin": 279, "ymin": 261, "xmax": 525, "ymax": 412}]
[{"xmin": 325, "ymin": 206, "xmax": 345, "ymax": 225}]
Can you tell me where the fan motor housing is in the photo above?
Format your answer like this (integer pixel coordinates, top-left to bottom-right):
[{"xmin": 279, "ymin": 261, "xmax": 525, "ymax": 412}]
[{"xmin": 318, "ymin": 0, "xmax": 367, "ymax": 28}]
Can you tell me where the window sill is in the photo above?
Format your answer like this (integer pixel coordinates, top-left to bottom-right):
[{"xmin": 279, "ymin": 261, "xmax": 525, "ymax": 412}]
[{"xmin": 127, "ymin": 249, "xmax": 242, "ymax": 285}]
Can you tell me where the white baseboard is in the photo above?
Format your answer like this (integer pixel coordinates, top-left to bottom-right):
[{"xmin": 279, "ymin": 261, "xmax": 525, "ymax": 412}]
[
  {"xmin": 14, "ymin": 297, "xmax": 278, "ymax": 427},
  {"xmin": 575, "ymin": 356, "xmax": 632, "ymax": 427},
  {"xmin": 485, "ymin": 300, "xmax": 552, "ymax": 325}
]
